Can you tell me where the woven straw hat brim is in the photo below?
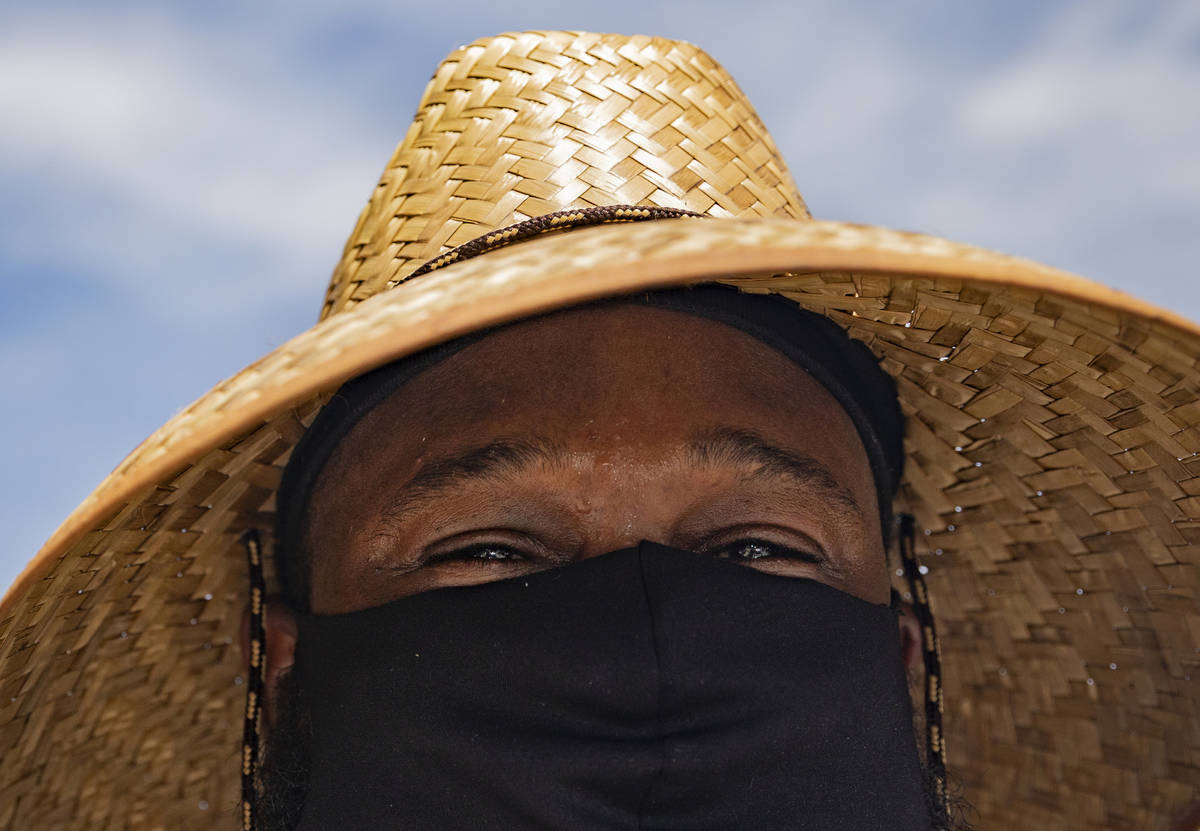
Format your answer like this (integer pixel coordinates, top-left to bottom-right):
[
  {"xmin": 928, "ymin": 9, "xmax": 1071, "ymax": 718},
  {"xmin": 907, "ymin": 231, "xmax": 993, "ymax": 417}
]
[
  {"xmin": 4, "ymin": 218, "xmax": 1200, "ymax": 829},
  {"xmin": 4, "ymin": 27, "xmax": 1199, "ymax": 830},
  {"xmin": 12, "ymin": 218, "xmax": 1200, "ymax": 599}
]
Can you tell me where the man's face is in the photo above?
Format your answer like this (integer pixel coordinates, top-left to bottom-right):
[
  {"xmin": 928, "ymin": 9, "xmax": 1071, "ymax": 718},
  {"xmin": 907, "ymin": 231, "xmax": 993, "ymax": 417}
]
[{"xmin": 303, "ymin": 304, "xmax": 888, "ymax": 613}]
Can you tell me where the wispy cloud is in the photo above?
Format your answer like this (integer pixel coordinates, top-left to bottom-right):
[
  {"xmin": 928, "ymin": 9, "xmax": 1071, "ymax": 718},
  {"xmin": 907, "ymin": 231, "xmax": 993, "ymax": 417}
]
[
  {"xmin": 898, "ymin": 1, "xmax": 1200, "ymax": 301},
  {"xmin": 0, "ymin": 8, "xmax": 400, "ymax": 316}
]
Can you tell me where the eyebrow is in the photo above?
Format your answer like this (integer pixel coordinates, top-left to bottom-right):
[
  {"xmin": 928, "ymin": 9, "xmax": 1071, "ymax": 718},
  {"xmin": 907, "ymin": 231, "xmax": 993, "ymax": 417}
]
[
  {"xmin": 386, "ymin": 437, "xmax": 567, "ymax": 511},
  {"xmin": 373, "ymin": 426, "xmax": 864, "ymax": 536},
  {"xmin": 687, "ymin": 426, "xmax": 864, "ymax": 520}
]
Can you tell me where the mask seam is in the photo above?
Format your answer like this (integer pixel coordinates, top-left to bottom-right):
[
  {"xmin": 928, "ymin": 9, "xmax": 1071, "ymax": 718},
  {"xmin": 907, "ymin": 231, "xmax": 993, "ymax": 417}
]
[{"xmin": 633, "ymin": 546, "xmax": 668, "ymax": 829}]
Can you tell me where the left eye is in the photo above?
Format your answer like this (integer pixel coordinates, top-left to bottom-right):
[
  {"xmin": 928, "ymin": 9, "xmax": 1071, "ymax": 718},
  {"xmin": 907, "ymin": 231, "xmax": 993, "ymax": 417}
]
[
  {"xmin": 425, "ymin": 543, "xmax": 527, "ymax": 565},
  {"xmin": 713, "ymin": 539, "xmax": 821, "ymax": 564}
]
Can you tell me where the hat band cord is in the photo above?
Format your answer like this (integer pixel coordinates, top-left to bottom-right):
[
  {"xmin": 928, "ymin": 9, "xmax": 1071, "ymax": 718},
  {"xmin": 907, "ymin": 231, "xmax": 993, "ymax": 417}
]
[
  {"xmin": 239, "ymin": 529, "xmax": 267, "ymax": 831},
  {"xmin": 392, "ymin": 204, "xmax": 705, "ymax": 285},
  {"xmin": 898, "ymin": 513, "xmax": 949, "ymax": 828}
]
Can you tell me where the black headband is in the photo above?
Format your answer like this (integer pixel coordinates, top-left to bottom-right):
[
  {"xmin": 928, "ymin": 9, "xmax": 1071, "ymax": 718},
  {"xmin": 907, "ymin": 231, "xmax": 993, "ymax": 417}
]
[{"xmin": 275, "ymin": 284, "xmax": 905, "ymax": 608}]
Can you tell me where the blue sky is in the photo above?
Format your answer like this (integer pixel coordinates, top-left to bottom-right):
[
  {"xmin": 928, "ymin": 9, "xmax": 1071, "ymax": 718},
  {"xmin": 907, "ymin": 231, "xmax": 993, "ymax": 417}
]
[{"xmin": 2, "ymin": 0, "xmax": 1198, "ymax": 594}]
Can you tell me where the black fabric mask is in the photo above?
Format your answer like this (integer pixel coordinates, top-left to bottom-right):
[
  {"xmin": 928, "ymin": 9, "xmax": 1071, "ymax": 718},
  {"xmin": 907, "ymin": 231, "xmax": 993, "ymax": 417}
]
[{"xmin": 293, "ymin": 542, "xmax": 932, "ymax": 830}]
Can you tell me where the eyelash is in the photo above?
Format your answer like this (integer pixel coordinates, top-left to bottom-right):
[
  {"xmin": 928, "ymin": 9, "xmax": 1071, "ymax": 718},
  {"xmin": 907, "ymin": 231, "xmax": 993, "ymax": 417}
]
[
  {"xmin": 424, "ymin": 543, "xmax": 528, "ymax": 566},
  {"xmin": 709, "ymin": 538, "xmax": 823, "ymax": 564},
  {"xmin": 423, "ymin": 537, "xmax": 823, "ymax": 566}
]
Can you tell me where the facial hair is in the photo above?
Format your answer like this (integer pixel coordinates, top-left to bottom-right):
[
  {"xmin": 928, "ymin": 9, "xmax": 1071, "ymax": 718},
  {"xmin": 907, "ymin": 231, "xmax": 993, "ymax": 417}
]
[{"xmin": 255, "ymin": 669, "xmax": 310, "ymax": 831}]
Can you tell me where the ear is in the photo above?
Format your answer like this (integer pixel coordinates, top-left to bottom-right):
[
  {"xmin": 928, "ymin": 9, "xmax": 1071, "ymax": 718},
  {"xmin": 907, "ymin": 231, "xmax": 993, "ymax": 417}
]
[
  {"xmin": 896, "ymin": 600, "xmax": 923, "ymax": 672},
  {"xmin": 240, "ymin": 596, "xmax": 299, "ymax": 733}
]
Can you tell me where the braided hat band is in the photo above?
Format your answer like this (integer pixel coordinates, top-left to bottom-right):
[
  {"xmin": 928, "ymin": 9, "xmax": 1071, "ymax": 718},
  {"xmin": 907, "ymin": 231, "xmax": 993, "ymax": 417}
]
[{"xmin": 399, "ymin": 205, "xmax": 706, "ymax": 283}]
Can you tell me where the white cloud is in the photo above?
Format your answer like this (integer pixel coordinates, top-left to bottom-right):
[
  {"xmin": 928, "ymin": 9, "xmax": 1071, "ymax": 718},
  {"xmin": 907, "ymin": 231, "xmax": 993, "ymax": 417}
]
[
  {"xmin": 754, "ymin": 0, "xmax": 1200, "ymax": 318},
  {"xmin": 0, "ymin": 8, "xmax": 400, "ymax": 320},
  {"xmin": 953, "ymin": 0, "xmax": 1200, "ymax": 223},
  {"xmin": 960, "ymin": 2, "xmax": 1200, "ymax": 145}
]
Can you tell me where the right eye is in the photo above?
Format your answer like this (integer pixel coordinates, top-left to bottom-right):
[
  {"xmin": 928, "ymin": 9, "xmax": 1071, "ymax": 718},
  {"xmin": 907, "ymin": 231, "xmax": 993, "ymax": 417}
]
[
  {"xmin": 423, "ymin": 542, "xmax": 529, "ymax": 567},
  {"xmin": 711, "ymin": 538, "xmax": 823, "ymax": 564}
]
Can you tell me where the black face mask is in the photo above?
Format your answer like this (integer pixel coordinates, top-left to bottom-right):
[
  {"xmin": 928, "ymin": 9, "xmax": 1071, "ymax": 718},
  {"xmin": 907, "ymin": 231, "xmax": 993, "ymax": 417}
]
[{"xmin": 292, "ymin": 542, "xmax": 932, "ymax": 830}]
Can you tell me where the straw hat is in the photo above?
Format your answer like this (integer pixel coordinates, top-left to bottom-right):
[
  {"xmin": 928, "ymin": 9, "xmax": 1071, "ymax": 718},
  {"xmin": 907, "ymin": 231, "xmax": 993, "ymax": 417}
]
[{"xmin": 2, "ymin": 30, "xmax": 1197, "ymax": 830}]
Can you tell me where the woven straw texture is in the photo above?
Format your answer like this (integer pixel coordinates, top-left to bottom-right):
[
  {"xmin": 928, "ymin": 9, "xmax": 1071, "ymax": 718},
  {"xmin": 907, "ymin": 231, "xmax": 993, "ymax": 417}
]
[
  {"xmin": 320, "ymin": 30, "xmax": 808, "ymax": 318},
  {"xmin": 2, "ymin": 31, "xmax": 1198, "ymax": 830}
]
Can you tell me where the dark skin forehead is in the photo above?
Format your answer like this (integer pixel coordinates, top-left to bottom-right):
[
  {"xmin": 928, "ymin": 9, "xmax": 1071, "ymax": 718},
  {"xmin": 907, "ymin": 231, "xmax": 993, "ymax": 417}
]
[{"xmin": 305, "ymin": 304, "xmax": 886, "ymax": 614}]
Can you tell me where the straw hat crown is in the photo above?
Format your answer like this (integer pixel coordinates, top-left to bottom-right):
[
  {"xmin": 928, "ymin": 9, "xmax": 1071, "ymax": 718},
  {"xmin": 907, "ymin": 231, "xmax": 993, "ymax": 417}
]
[{"xmin": 320, "ymin": 30, "xmax": 808, "ymax": 318}]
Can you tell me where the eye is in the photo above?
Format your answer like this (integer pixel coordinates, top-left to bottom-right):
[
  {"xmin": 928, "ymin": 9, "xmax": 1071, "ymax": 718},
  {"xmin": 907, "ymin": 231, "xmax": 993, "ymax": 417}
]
[
  {"xmin": 710, "ymin": 538, "xmax": 823, "ymax": 565},
  {"xmin": 424, "ymin": 542, "xmax": 528, "ymax": 566}
]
